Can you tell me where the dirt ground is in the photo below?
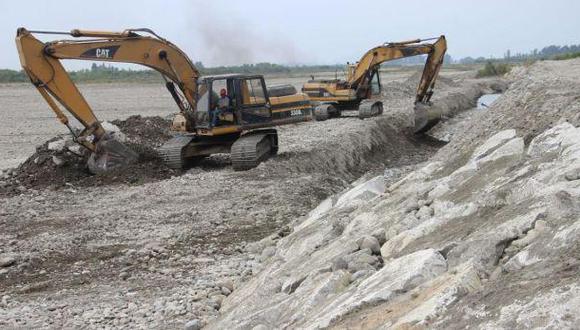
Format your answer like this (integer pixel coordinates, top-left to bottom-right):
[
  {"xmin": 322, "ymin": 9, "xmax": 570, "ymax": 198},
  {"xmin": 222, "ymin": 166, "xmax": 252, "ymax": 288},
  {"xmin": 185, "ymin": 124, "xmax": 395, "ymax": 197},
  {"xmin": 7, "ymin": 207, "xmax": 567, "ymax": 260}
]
[{"xmin": 0, "ymin": 69, "xmax": 482, "ymax": 328}]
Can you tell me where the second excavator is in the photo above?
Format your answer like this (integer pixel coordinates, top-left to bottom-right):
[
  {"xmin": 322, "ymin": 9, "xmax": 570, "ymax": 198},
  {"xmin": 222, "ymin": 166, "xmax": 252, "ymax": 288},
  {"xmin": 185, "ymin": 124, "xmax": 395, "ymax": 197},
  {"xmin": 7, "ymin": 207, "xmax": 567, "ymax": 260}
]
[
  {"xmin": 301, "ymin": 36, "xmax": 447, "ymax": 133},
  {"xmin": 15, "ymin": 28, "xmax": 312, "ymax": 172}
]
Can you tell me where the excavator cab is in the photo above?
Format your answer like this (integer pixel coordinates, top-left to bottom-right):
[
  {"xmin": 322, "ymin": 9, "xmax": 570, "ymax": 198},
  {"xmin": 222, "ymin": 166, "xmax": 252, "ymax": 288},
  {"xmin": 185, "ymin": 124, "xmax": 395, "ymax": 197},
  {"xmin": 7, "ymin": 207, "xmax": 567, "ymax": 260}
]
[{"xmin": 194, "ymin": 75, "xmax": 273, "ymax": 130}]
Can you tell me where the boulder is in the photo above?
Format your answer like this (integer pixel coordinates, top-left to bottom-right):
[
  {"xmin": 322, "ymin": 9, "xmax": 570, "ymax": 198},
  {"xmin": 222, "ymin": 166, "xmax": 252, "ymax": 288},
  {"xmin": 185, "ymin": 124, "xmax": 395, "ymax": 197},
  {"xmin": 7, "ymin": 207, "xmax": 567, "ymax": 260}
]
[
  {"xmin": 471, "ymin": 129, "xmax": 516, "ymax": 161},
  {"xmin": 356, "ymin": 236, "xmax": 381, "ymax": 255},
  {"xmin": 527, "ymin": 122, "xmax": 580, "ymax": 160},
  {"xmin": 101, "ymin": 121, "xmax": 127, "ymax": 142},
  {"xmin": 47, "ymin": 136, "xmax": 72, "ymax": 152},
  {"xmin": 0, "ymin": 255, "xmax": 17, "ymax": 267},
  {"xmin": 184, "ymin": 319, "xmax": 202, "ymax": 330}
]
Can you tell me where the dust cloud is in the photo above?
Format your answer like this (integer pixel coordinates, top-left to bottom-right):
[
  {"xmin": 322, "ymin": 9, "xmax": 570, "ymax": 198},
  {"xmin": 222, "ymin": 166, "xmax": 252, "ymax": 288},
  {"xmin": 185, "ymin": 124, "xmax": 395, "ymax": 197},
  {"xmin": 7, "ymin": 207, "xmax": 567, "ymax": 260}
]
[{"xmin": 186, "ymin": 4, "xmax": 307, "ymax": 66}]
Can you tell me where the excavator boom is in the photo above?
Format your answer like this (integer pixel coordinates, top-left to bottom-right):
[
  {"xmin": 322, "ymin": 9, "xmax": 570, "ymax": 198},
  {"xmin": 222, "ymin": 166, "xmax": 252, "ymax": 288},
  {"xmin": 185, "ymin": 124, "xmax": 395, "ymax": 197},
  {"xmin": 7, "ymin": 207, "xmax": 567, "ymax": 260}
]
[
  {"xmin": 347, "ymin": 36, "xmax": 447, "ymax": 102},
  {"xmin": 15, "ymin": 28, "xmax": 200, "ymax": 173}
]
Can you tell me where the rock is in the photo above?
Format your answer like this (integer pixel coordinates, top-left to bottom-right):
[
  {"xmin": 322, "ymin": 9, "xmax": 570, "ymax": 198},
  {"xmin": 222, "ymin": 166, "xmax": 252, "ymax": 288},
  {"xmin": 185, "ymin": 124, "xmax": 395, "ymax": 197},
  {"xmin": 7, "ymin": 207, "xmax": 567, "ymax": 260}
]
[
  {"xmin": 371, "ymin": 228, "xmax": 386, "ymax": 246},
  {"xmin": 101, "ymin": 122, "xmax": 127, "ymax": 142},
  {"xmin": 428, "ymin": 182, "xmax": 450, "ymax": 200},
  {"xmin": 476, "ymin": 137, "xmax": 524, "ymax": 167},
  {"xmin": 218, "ymin": 279, "xmax": 234, "ymax": 292},
  {"xmin": 504, "ymin": 250, "xmax": 542, "ymax": 272},
  {"xmin": 347, "ymin": 261, "xmax": 376, "ymax": 274},
  {"xmin": 350, "ymin": 269, "xmax": 374, "ymax": 282},
  {"xmin": 335, "ymin": 175, "xmax": 385, "ymax": 207},
  {"xmin": 261, "ymin": 246, "xmax": 276, "ymax": 260},
  {"xmin": 527, "ymin": 122, "xmax": 580, "ymax": 159},
  {"xmin": 209, "ymin": 295, "xmax": 225, "ymax": 309},
  {"xmin": 356, "ymin": 236, "xmax": 381, "ymax": 255},
  {"xmin": 404, "ymin": 198, "xmax": 420, "ymax": 213},
  {"xmin": 564, "ymin": 169, "xmax": 579, "ymax": 181},
  {"xmin": 251, "ymin": 325, "xmax": 269, "ymax": 330},
  {"xmin": 119, "ymin": 272, "xmax": 130, "ymax": 280},
  {"xmin": 472, "ymin": 129, "xmax": 516, "ymax": 159},
  {"xmin": 282, "ymin": 275, "xmax": 307, "ymax": 294},
  {"xmin": 184, "ymin": 319, "xmax": 202, "ymax": 330},
  {"xmin": 221, "ymin": 287, "xmax": 232, "ymax": 296},
  {"xmin": 308, "ymin": 249, "xmax": 446, "ymax": 329},
  {"xmin": 47, "ymin": 137, "xmax": 70, "ymax": 151},
  {"xmin": 331, "ymin": 257, "xmax": 348, "ymax": 271},
  {"xmin": 344, "ymin": 249, "xmax": 379, "ymax": 273},
  {"xmin": 191, "ymin": 291, "xmax": 206, "ymax": 302},
  {"xmin": 68, "ymin": 144, "xmax": 84, "ymax": 155},
  {"xmin": 0, "ymin": 255, "xmax": 17, "ymax": 268},
  {"xmin": 415, "ymin": 205, "xmax": 434, "ymax": 220},
  {"xmin": 52, "ymin": 156, "xmax": 65, "ymax": 167}
]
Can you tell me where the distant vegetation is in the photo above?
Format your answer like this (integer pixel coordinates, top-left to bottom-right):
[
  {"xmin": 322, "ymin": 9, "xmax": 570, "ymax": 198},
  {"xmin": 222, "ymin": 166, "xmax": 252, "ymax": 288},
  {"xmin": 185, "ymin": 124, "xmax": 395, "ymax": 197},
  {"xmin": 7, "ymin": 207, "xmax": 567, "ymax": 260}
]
[
  {"xmin": 2, "ymin": 42, "xmax": 580, "ymax": 84},
  {"xmin": 552, "ymin": 52, "xmax": 580, "ymax": 61},
  {"xmin": 0, "ymin": 69, "xmax": 27, "ymax": 83},
  {"xmin": 0, "ymin": 62, "xmax": 348, "ymax": 84},
  {"xmin": 476, "ymin": 62, "xmax": 512, "ymax": 78},
  {"xmin": 458, "ymin": 43, "xmax": 580, "ymax": 64}
]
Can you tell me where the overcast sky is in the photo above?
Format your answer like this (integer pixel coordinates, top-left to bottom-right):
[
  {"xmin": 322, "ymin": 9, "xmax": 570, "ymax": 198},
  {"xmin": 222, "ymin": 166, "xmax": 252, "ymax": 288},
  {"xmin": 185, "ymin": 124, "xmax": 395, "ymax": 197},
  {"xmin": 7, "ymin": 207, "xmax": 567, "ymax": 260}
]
[{"xmin": 2, "ymin": 0, "xmax": 579, "ymax": 69}]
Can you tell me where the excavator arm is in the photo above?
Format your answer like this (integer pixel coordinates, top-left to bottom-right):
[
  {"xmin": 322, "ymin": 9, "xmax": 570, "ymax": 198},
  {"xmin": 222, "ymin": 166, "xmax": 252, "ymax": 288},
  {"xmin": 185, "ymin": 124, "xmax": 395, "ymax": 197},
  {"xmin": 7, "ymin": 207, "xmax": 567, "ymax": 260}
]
[
  {"xmin": 15, "ymin": 27, "xmax": 200, "ymax": 172},
  {"xmin": 347, "ymin": 36, "xmax": 447, "ymax": 104}
]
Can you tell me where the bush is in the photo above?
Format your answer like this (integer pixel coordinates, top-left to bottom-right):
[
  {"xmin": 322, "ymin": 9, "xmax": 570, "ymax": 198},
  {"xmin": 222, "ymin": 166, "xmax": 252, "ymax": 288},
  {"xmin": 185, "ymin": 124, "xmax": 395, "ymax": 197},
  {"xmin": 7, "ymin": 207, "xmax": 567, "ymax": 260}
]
[
  {"xmin": 0, "ymin": 69, "xmax": 27, "ymax": 82},
  {"xmin": 552, "ymin": 52, "xmax": 580, "ymax": 61},
  {"xmin": 476, "ymin": 61, "xmax": 512, "ymax": 78}
]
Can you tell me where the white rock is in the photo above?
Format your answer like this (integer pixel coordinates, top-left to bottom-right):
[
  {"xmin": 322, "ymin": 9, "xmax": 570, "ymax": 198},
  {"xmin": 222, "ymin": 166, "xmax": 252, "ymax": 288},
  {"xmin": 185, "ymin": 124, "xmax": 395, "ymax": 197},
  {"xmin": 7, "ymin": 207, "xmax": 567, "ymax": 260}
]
[
  {"xmin": 393, "ymin": 262, "xmax": 482, "ymax": 328},
  {"xmin": 371, "ymin": 228, "xmax": 386, "ymax": 246},
  {"xmin": 335, "ymin": 175, "xmax": 384, "ymax": 208},
  {"xmin": 504, "ymin": 250, "xmax": 542, "ymax": 272},
  {"xmin": 52, "ymin": 156, "xmax": 65, "ymax": 167},
  {"xmin": 476, "ymin": 137, "xmax": 524, "ymax": 167},
  {"xmin": 184, "ymin": 319, "xmax": 202, "ymax": 330},
  {"xmin": 219, "ymin": 279, "xmax": 234, "ymax": 292},
  {"xmin": 68, "ymin": 144, "xmax": 84, "ymax": 155},
  {"xmin": 47, "ymin": 138, "xmax": 69, "ymax": 151},
  {"xmin": 416, "ymin": 205, "xmax": 434, "ymax": 220},
  {"xmin": 306, "ymin": 249, "xmax": 447, "ymax": 329},
  {"xmin": 101, "ymin": 122, "xmax": 127, "ymax": 142},
  {"xmin": 356, "ymin": 236, "xmax": 381, "ymax": 255},
  {"xmin": 0, "ymin": 255, "xmax": 17, "ymax": 267},
  {"xmin": 251, "ymin": 325, "xmax": 269, "ymax": 330},
  {"xmin": 471, "ymin": 129, "xmax": 516, "ymax": 161},
  {"xmin": 527, "ymin": 122, "xmax": 580, "ymax": 159},
  {"xmin": 261, "ymin": 246, "xmax": 276, "ymax": 260},
  {"xmin": 428, "ymin": 182, "xmax": 451, "ymax": 200}
]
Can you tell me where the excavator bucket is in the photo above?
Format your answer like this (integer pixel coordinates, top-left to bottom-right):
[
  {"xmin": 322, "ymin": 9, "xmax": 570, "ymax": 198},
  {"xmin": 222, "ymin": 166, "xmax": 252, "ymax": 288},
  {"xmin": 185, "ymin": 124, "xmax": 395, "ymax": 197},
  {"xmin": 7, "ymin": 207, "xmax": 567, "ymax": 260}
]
[
  {"xmin": 413, "ymin": 103, "xmax": 442, "ymax": 134},
  {"xmin": 87, "ymin": 134, "xmax": 139, "ymax": 174}
]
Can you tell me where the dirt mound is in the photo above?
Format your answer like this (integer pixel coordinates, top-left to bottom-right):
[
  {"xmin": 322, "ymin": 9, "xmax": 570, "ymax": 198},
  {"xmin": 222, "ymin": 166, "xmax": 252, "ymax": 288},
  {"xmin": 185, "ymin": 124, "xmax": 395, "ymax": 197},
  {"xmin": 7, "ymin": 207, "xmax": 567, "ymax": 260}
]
[{"xmin": 0, "ymin": 116, "xmax": 178, "ymax": 196}]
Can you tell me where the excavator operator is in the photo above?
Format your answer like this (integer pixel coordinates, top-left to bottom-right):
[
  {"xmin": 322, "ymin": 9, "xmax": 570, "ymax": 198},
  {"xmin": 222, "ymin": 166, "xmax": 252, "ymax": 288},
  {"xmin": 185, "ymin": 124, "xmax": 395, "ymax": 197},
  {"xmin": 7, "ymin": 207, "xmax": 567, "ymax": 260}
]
[{"xmin": 212, "ymin": 88, "xmax": 231, "ymax": 127}]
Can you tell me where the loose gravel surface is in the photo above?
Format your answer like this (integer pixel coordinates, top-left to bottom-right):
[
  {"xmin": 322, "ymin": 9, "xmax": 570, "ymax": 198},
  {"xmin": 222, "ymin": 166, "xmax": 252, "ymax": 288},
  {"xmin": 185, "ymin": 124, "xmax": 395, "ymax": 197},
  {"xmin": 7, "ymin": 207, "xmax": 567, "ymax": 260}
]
[{"xmin": 0, "ymin": 69, "xmax": 488, "ymax": 328}]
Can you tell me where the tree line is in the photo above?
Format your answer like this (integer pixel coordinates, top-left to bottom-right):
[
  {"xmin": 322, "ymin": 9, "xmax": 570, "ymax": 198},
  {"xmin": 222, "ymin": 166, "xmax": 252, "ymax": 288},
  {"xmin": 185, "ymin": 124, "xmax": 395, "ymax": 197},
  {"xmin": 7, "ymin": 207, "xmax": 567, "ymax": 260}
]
[{"xmin": 1, "ymin": 43, "xmax": 579, "ymax": 83}]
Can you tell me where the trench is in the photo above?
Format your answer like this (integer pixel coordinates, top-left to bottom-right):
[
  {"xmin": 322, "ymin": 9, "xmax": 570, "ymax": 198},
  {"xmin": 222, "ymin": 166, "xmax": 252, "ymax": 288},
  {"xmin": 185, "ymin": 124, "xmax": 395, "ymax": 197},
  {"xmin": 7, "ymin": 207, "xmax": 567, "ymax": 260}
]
[{"xmin": 191, "ymin": 82, "xmax": 498, "ymax": 252}]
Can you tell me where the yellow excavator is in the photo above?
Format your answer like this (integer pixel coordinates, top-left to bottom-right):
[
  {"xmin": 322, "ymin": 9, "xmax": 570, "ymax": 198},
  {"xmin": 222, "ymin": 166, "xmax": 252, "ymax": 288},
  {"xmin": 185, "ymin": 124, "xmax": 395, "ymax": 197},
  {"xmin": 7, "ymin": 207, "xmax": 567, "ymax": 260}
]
[
  {"xmin": 301, "ymin": 36, "xmax": 447, "ymax": 133},
  {"xmin": 15, "ymin": 28, "xmax": 312, "ymax": 172}
]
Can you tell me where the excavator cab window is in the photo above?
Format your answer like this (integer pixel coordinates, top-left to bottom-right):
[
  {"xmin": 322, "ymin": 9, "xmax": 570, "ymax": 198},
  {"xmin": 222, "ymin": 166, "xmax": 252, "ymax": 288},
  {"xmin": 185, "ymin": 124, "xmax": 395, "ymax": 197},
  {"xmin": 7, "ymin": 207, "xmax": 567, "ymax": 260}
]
[
  {"xmin": 210, "ymin": 78, "xmax": 235, "ymax": 126},
  {"xmin": 234, "ymin": 77, "xmax": 272, "ymax": 126},
  {"xmin": 370, "ymin": 71, "xmax": 382, "ymax": 96},
  {"xmin": 195, "ymin": 81, "xmax": 212, "ymax": 128}
]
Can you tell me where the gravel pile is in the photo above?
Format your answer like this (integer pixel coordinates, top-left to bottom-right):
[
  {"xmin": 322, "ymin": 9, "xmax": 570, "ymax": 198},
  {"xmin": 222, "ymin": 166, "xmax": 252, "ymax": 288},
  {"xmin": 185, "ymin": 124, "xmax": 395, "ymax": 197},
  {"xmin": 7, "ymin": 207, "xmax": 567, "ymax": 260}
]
[{"xmin": 0, "ymin": 115, "xmax": 177, "ymax": 197}]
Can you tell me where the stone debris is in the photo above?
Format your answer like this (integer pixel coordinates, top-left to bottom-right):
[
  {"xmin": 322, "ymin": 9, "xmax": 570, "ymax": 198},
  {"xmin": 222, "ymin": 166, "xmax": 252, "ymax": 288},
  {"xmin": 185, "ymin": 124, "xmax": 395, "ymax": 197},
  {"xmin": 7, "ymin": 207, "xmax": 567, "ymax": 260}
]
[{"xmin": 207, "ymin": 59, "xmax": 580, "ymax": 329}]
